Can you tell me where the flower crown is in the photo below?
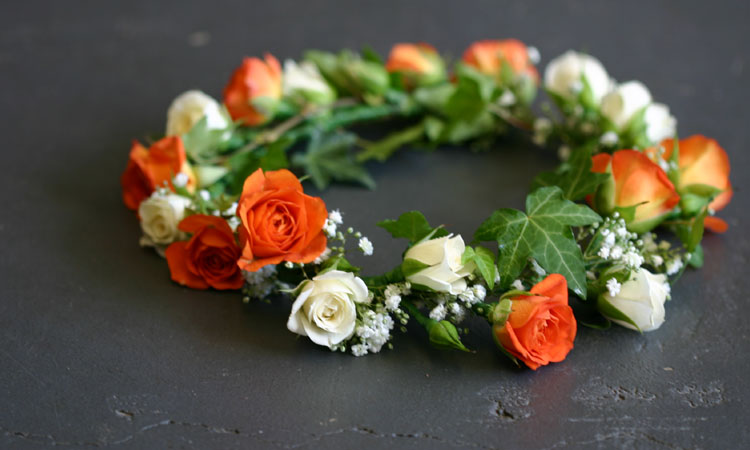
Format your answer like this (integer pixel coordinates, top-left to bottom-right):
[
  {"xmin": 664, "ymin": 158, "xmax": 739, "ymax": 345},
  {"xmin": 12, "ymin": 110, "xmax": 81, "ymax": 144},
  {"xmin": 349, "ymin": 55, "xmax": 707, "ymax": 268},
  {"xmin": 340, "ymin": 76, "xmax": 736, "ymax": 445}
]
[{"xmin": 122, "ymin": 40, "xmax": 732, "ymax": 370}]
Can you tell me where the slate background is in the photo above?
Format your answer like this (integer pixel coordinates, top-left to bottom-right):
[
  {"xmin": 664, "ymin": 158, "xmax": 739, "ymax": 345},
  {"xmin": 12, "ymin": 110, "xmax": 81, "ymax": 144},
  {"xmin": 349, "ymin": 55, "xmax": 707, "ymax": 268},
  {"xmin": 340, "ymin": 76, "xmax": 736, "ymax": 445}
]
[{"xmin": 1, "ymin": 0, "xmax": 748, "ymax": 448}]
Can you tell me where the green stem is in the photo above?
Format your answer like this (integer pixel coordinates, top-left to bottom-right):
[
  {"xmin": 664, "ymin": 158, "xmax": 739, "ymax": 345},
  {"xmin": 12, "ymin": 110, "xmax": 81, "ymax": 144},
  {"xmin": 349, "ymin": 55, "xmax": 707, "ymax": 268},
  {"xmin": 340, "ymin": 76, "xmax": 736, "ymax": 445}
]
[{"xmin": 401, "ymin": 300, "xmax": 430, "ymax": 328}]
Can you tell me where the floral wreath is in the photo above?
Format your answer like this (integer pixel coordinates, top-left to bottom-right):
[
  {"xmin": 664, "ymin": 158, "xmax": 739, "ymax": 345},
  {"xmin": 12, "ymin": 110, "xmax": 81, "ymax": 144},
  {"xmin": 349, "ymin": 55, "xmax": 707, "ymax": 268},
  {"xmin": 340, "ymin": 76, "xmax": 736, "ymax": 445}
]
[{"xmin": 122, "ymin": 40, "xmax": 732, "ymax": 370}]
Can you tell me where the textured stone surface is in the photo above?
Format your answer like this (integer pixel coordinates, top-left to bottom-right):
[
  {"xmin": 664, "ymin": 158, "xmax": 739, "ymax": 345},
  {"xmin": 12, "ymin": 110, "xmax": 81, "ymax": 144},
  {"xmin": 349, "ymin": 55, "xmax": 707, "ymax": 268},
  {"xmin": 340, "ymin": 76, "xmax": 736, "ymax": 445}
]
[{"xmin": 1, "ymin": 1, "xmax": 748, "ymax": 448}]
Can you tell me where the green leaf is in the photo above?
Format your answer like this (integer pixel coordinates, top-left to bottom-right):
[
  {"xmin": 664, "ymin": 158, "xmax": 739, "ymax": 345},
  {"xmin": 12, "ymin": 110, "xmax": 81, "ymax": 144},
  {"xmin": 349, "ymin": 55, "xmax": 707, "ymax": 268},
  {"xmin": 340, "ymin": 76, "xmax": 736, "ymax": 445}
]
[
  {"xmin": 320, "ymin": 254, "xmax": 359, "ymax": 274},
  {"xmin": 401, "ymin": 258, "xmax": 431, "ymax": 277},
  {"xmin": 377, "ymin": 211, "xmax": 434, "ymax": 243},
  {"xmin": 356, "ymin": 122, "xmax": 425, "ymax": 162},
  {"xmin": 475, "ymin": 187, "xmax": 601, "ymax": 296},
  {"xmin": 182, "ymin": 115, "xmax": 234, "ymax": 162},
  {"xmin": 530, "ymin": 145, "xmax": 609, "ymax": 201},
  {"xmin": 472, "ymin": 246, "xmax": 497, "ymax": 290},
  {"xmin": 362, "ymin": 266, "xmax": 405, "ymax": 288},
  {"xmin": 444, "ymin": 64, "xmax": 496, "ymax": 121},
  {"xmin": 675, "ymin": 207, "xmax": 708, "ymax": 253},
  {"xmin": 597, "ymin": 295, "xmax": 641, "ymax": 332},
  {"xmin": 291, "ymin": 131, "xmax": 375, "ymax": 190},
  {"xmin": 687, "ymin": 244, "xmax": 704, "ymax": 268}
]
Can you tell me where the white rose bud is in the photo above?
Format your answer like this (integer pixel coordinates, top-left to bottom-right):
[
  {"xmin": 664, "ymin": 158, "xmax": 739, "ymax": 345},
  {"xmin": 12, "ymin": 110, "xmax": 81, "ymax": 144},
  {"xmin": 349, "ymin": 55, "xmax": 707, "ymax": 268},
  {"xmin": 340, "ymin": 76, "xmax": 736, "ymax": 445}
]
[
  {"xmin": 599, "ymin": 268, "xmax": 669, "ymax": 332},
  {"xmin": 544, "ymin": 51, "xmax": 612, "ymax": 104},
  {"xmin": 282, "ymin": 60, "xmax": 336, "ymax": 105},
  {"xmin": 287, "ymin": 270, "xmax": 369, "ymax": 348},
  {"xmin": 138, "ymin": 193, "xmax": 192, "ymax": 245},
  {"xmin": 403, "ymin": 235, "xmax": 475, "ymax": 295},
  {"xmin": 644, "ymin": 102, "xmax": 677, "ymax": 144},
  {"xmin": 166, "ymin": 90, "xmax": 229, "ymax": 137},
  {"xmin": 600, "ymin": 81, "xmax": 652, "ymax": 130}
]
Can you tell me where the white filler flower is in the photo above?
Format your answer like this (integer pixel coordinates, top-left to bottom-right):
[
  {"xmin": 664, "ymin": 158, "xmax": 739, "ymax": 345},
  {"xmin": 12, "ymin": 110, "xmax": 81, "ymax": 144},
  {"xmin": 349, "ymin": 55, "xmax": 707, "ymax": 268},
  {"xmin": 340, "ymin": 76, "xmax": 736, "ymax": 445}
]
[
  {"xmin": 644, "ymin": 102, "xmax": 677, "ymax": 144},
  {"xmin": 600, "ymin": 268, "xmax": 669, "ymax": 332},
  {"xmin": 287, "ymin": 270, "xmax": 369, "ymax": 349},
  {"xmin": 403, "ymin": 234, "xmax": 475, "ymax": 295},
  {"xmin": 166, "ymin": 90, "xmax": 229, "ymax": 137}
]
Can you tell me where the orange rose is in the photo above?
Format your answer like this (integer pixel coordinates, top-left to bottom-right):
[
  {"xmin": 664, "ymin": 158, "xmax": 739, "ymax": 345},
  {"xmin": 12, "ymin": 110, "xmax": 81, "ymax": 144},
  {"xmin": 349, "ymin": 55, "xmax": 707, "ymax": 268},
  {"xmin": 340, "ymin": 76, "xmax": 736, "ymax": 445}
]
[
  {"xmin": 237, "ymin": 169, "xmax": 327, "ymax": 271},
  {"xmin": 494, "ymin": 274, "xmax": 577, "ymax": 370},
  {"xmin": 120, "ymin": 136, "xmax": 195, "ymax": 210},
  {"xmin": 165, "ymin": 215, "xmax": 244, "ymax": 290},
  {"xmin": 385, "ymin": 43, "xmax": 445, "ymax": 87},
  {"xmin": 591, "ymin": 150, "xmax": 680, "ymax": 233},
  {"xmin": 462, "ymin": 39, "xmax": 539, "ymax": 82},
  {"xmin": 653, "ymin": 135, "xmax": 732, "ymax": 232},
  {"xmin": 223, "ymin": 54, "xmax": 282, "ymax": 126}
]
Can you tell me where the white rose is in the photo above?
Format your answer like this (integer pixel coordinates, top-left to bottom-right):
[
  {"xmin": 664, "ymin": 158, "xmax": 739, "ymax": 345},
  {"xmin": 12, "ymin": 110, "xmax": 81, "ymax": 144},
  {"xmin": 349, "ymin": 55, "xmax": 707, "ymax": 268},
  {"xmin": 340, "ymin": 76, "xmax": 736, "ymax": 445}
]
[
  {"xmin": 138, "ymin": 192, "xmax": 191, "ymax": 246},
  {"xmin": 287, "ymin": 270, "xmax": 368, "ymax": 348},
  {"xmin": 544, "ymin": 51, "xmax": 612, "ymax": 104},
  {"xmin": 403, "ymin": 235, "xmax": 475, "ymax": 295},
  {"xmin": 600, "ymin": 81, "xmax": 652, "ymax": 130},
  {"xmin": 282, "ymin": 60, "xmax": 336, "ymax": 105},
  {"xmin": 166, "ymin": 90, "xmax": 229, "ymax": 136},
  {"xmin": 644, "ymin": 102, "xmax": 676, "ymax": 143},
  {"xmin": 600, "ymin": 268, "xmax": 669, "ymax": 332}
]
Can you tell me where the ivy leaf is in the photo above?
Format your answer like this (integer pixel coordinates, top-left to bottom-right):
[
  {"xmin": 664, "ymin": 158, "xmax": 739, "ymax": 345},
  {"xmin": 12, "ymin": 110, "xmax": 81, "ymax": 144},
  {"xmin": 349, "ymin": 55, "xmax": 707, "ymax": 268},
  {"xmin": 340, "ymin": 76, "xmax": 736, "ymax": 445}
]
[
  {"xmin": 292, "ymin": 131, "xmax": 375, "ymax": 190},
  {"xmin": 475, "ymin": 187, "xmax": 601, "ymax": 296},
  {"xmin": 472, "ymin": 246, "xmax": 497, "ymax": 290},
  {"xmin": 530, "ymin": 145, "xmax": 608, "ymax": 201},
  {"xmin": 377, "ymin": 211, "xmax": 433, "ymax": 244}
]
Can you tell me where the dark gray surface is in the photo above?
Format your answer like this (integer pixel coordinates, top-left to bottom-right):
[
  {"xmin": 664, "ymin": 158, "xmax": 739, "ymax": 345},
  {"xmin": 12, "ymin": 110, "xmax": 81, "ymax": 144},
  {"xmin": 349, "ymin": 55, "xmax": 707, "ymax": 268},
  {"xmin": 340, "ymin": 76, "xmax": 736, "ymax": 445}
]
[{"xmin": 1, "ymin": 1, "xmax": 748, "ymax": 448}]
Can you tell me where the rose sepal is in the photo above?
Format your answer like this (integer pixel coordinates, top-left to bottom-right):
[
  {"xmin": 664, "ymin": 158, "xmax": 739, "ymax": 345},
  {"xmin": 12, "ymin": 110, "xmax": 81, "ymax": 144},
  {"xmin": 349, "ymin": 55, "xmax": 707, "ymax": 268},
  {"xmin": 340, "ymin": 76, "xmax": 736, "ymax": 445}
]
[{"xmin": 402, "ymin": 301, "xmax": 470, "ymax": 352}]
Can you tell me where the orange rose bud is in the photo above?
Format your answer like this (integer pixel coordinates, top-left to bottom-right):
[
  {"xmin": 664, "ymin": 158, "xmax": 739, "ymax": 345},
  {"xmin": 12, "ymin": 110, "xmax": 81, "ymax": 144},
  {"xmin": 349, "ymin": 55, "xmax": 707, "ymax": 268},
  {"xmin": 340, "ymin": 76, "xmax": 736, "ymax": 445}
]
[
  {"xmin": 493, "ymin": 274, "xmax": 577, "ymax": 370},
  {"xmin": 223, "ymin": 53, "xmax": 282, "ymax": 126},
  {"xmin": 120, "ymin": 136, "xmax": 195, "ymax": 210},
  {"xmin": 385, "ymin": 43, "xmax": 445, "ymax": 87},
  {"xmin": 165, "ymin": 215, "xmax": 244, "ymax": 290},
  {"xmin": 462, "ymin": 39, "xmax": 539, "ymax": 83},
  {"xmin": 237, "ymin": 169, "xmax": 327, "ymax": 272},
  {"xmin": 657, "ymin": 135, "xmax": 732, "ymax": 212},
  {"xmin": 591, "ymin": 150, "xmax": 680, "ymax": 233}
]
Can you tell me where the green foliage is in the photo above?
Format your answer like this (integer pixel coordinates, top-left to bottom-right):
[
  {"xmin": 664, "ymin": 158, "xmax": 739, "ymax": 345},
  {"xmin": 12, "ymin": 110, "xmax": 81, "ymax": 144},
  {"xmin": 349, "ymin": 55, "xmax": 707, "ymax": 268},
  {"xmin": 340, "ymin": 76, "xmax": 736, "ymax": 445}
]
[
  {"xmin": 674, "ymin": 207, "xmax": 708, "ymax": 253},
  {"xmin": 475, "ymin": 187, "xmax": 601, "ymax": 297},
  {"xmin": 377, "ymin": 211, "xmax": 434, "ymax": 244},
  {"xmin": 226, "ymin": 137, "xmax": 291, "ymax": 194},
  {"xmin": 531, "ymin": 144, "xmax": 609, "ymax": 201},
  {"xmin": 320, "ymin": 254, "xmax": 359, "ymax": 274},
  {"xmin": 291, "ymin": 131, "xmax": 375, "ymax": 190},
  {"xmin": 356, "ymin": 122, "xmax": 425, "ymax": 162},
  {"xmin": 182, "ymin": 115, "xmax": 234, "ymax": 162},
  {"xmin": 462, "ymin": 246, "xmax": 497, "ymax": 289}
]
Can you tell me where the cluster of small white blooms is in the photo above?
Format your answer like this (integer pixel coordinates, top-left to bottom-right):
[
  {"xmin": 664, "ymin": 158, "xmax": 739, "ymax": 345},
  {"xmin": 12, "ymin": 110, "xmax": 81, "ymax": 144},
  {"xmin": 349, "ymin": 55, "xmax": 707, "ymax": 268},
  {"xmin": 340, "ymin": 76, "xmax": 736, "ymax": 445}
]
[
  {"xmin": 666, "ymin": 258, "xmax": 683, "ymax": 276},
  {"xmin": 511, "ymin": 279, "xmax": 525, "ymax": 290},
  {"xmin": 606, "ymin": 278, "xmax": 621, "ymax": 297},
  {"xmin": 352, "ymin": 305, "xmax": 395, "ymax": 357},
  {"xmin": 242, "ymin": 265, "xmax": 278, "ymax": 301},
  {"xmin": 322, "ymin": 209, "xmax": 343, "ymax": 238},
  {"xmin": 649, "ymin": 144, "xmax": 679, "ymax": 173},
  {"xmin": 457, "ymin": 284, "xmax": 486, "ymax": 306},
  {"xmin": 173, "ymin": 172, "xmax": 190, "ymax": 188},
  {"xmin": 312, "ymin": 247, "xmax": 332, "ymax": 265},
  {"xmin": 599, "ymin": 131, "xmax": 619, "ymax": 147},
  {"xmin": 429, "ymin": 303, "xmax": 447, "ymax": 321},
  {"xmin": 383, "ymin": 282, "xmax": 410, "ymax": 312},
  {"xmin": 358, "ymin": 237, "xmax": 373, "ymax": 256},
  {"xmin": 594, "ymin": 214, "xmax": 644, "ymax": 269},
  {"xmin": 530, "ymin": 259, "xmax": 546, "ymax": 276},
  {"xmin": 532, "ymin": 117, "xmax": 553, "ymax": 145}
]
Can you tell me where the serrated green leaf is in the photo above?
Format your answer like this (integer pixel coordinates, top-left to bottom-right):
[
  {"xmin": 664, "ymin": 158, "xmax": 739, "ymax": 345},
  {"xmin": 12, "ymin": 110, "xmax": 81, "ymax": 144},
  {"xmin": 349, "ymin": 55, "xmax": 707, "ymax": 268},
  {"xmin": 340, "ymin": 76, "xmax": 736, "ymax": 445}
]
[
  {"xmin": 291, "ymin": 131, "xmax": 375, "ymax": 190},
  {"xmin": 377, "ymin": 211, "xmax": 433, "ymax": 243},
  {"xmin": 475, "ymin": 187, "xmax": 601, "ymax": 296}
]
